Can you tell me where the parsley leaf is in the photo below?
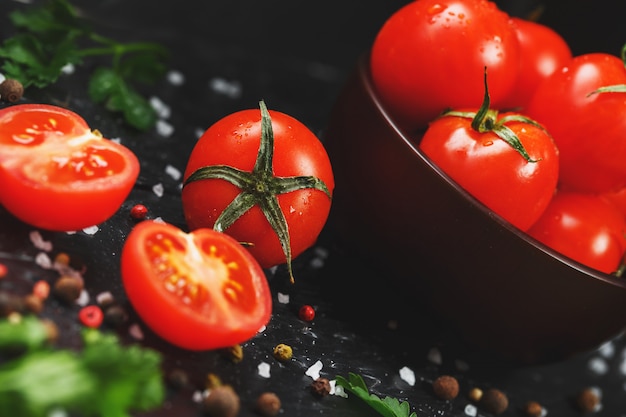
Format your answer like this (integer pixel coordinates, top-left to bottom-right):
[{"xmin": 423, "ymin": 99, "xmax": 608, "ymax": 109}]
[
  {"xmin": 0, "ymin": 316, "xmax": 165, "ymax": 417},
  {"xmin": 0, "ymin": 0, "xmax": 169, "ymax": 131},
  {"xmin": 335, "ymin": 373, "xmax": 417, "ymax": 417}
]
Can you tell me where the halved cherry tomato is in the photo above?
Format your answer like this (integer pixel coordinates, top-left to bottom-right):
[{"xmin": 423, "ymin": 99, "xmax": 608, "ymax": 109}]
[
  {"xmin": 120, "ymin": 220, "xmax": 272, "ymax": 351},
  {"xmin": 528, "ymin": 191, "xmax": 626, "ymax": 274},
  {"xmin": 0, "ymin": 104, "xmax": 139, "ymax": 231}
]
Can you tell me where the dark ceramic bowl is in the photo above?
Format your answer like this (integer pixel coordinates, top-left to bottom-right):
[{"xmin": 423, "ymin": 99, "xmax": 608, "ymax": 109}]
[{"xmin": 324, "ymin": 54, "xmax": 626, "ymax": 365}]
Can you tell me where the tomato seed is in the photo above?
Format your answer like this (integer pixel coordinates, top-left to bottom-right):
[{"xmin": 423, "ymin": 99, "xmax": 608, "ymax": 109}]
[
  {"xmin": 298, "ymin": 304, "xmax": 315, "ymax": 321},
  {"xmin": 79, "ymin": 305, "xmax": 104, "ymax": 328},
  {"xmin": 130, "ymin": 204, "xmax": 148, "ymax": 220}
]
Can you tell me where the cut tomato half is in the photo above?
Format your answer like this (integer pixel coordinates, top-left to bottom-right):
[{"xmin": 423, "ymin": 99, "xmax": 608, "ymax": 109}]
[{"xmin": 120, "ymin": 220, "xmax": 272, "ymax": 351}]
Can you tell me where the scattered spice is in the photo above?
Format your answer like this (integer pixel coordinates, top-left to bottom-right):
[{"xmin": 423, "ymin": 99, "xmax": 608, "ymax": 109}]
[
  {"xmin": 54, "ymin": 252, "xmax": 71, "ymax": 266},
  {"xmin": 0, "ymin": 263, "xmax": 7, "ymax": 279},
  {"xmin": 480, "ymin": 388, "xmax": 509, "ymax": 415},
  {"xmin": 206, "ymin": 373, "xmax": 223, "ymax": 390},
  {"xmin": 273, "ymin": 343, "xmax": 293, "ymax": 362},
  {"xmin": 221, "ymin": 344, "xmax": 244, "ymax": 363},
  {"xmin": 202, "ymin": 385, "xmax": 240, "ymax": 417},
  {"xmin": 0, "ymin": 78, "xmax": 24, "ymax": 102},
  {"xmin": 32, "ymin": 280, "xmax": 51, "ymax": 301},
  {"xmin": 53, "ymin": 275, "xmax": 84, "ymax": 304},
  {"xmin": 254, "ymin": 392, "xmax": 281, "ymax": 417},
  {"xmin": 78, "ymin": 305, "xmax": 104, "ymax": 328},
  {"xmin": 103, "ymin": 304, "xmax": 128, "ymax": 328},
  {"xmin": 524, "ymin": 400, "xmax": 544, "ymax": 417},
  {"xmin": 310, "ymin": 377, "xmax": 331, "ymax": 398},
  {"xmin": 575, "ymin": 387, "xmax": 601, "ymax": 412},
  {"xmin": 468, "ymin": 387, "xmax": 483, "ymax": 403},
  {"xmin": 22, "ymin": 294, "xmax": 44, "ymax": 315},
  {"xmin": 298, "ymin": 304, "xmax": 315, "ymax": 321},
  {"xmin": 166, "ymin": 368, "xmax": 190, "ymax": 390},
  {"xmin": 432, "ymin": 375, "xmax": 459, "ymax": 400},
  {"xmin": 130, "ymin": 204, "xmax": 149, "ymax": 220}
]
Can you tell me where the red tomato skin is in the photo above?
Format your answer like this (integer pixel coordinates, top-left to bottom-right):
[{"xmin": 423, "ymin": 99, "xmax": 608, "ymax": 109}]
[
  {"xmin": 121, "ymin": 221, "xmax": 272, "ymax": 351},
  {"xmin": 370, "ymin": 0, "xmax": 520, "ymax": 132},
  {"xmin": 181, "ymin": 108, "xmax": 334, "ymax": 269},
  {"xmin": 528, "ymin": 192, "xmax": 626, "ymax": 274},
  {"xmin": 525, "ymin": 53, "xmax": 626, "ymax": 193},
  {"xmin": 420, "ymin": 112, "xmax": 559, "ymax": 231},
  {"xmin": 502, "ymin": 17, "xmax": 572, "ymax": 110},
  {"xmin": 0, "ymin": 104, "xmax": 140, "ymax": 231}
]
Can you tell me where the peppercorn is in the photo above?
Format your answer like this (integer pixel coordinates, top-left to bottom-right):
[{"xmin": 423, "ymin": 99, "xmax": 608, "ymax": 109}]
[
  {"xmin": 576, "ymin": 387, "xmax": 600, "ymax": 412},
  {"xmin": 103, "ymin": 304, "xmax": 128, "ymax": 328},
  {"xmin": 432, "ymin": 375, "xmax": 459, "ymax": 400},
  {"xmin": 166, "ymin": 368, "xmax": 190, "ymax": 390},
  {"xmin": 78, "ymin": 305, "xmax": 104, "ymax": 328},
  {"xmin": 202, "ymin": 385, "xmax": 240, "ymax": 417},
  {"xmin": 0, "ymin": 78, "xmax": 24, "ymax": 102},
  {"xmin": 220, "ymin": 344, "xmax": 244, "ymax": 363},
  {"xmin": 298, "ymin": 304, "xmax": 315, "ymax": 321},
  {"xmin": 130, "ymin": 204, "xmax": 148, "ymax": 220},
  {"xmin": 273, "ymin": 343, "xmax": 293, "ymax": 362},
  {"xmin": 53, "ymin": 275, "xmax": 84, "ymax": 304},
  {"xmin": 468, "ymin": 387, "xmax": 483, "ymax": 403},
  {"xmin": 22, "ymin": 294, "xmax": 44, "ymax": 315},
  {"xmin": 480, "ymin": 388, "xmax": 509, "ymax": 415},
  {"xmin": 310, "ymin": 377, "xmax": 331, "ymax": 397},
  {"xmin": 524, "ymin": 400, "xmax": 544, "ymax": 417},
  {"xmin": 254, "ymin": 392, "xmax": 281, "ymax": 417}
]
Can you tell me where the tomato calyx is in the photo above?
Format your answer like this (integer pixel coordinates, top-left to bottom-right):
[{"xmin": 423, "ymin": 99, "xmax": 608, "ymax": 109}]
[
  {"xmin": 182, "ymin": 100, "xmax": 332, "ymax": 283},
  {"xmin": 441, "ymin": 68, "xmax": 544, "ymax": 163},
  {"xmin": 587, "ymin": 44, "xmax": 626, "ymax": 97}
]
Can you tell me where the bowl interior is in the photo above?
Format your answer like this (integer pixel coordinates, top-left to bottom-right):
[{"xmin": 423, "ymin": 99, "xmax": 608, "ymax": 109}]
[{"xmin": 324, "ymin": 53, "xmax": 626, "ymax": 365}]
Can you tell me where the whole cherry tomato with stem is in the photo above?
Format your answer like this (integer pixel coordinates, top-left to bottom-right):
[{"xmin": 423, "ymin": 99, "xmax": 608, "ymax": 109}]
[
  {"xmin": 0, "ymin": 104, "xmax": 139, "ymax": 231},
  {"xmin": 121, "ymin": 220, "xmax": 272, "ymax": 351},
  {"xmin": 182, "ymin": 101, "xmax": 334, "ymax": 282},
  {"xmin": 525, "ymin": 44, "xmax": 626, "ymax": 193},
  {"xmin": 370, "ymin": 0, "xmax": 521, "ymax": 132},
  {"xmin": 528, "ymin": 191, "xmax": 626, "ymax": 275},
  {"xmin": 420, "ymin": 69, "xmax": 559, "ymax": 231}
]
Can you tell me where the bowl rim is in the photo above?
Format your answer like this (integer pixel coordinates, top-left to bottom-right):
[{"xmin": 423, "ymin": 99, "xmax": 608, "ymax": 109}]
[{"xmin": 354, "ymin": 53, "xmax": 626, "ymax": 291}]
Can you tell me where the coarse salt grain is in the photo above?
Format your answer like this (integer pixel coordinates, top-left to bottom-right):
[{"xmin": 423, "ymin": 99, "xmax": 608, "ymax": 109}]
[
  {"xmin": 598, "ymin": 340, "xmax": 615, "ymax": 358},
  {"xmin": 257, "ymin": 362, "xmax": 271, "ymax": 378},
  {"xmin": 153, "ymin": 183, "xmax": 164, "ymax": 197},
  {"xmin": 399, "ymin": 366, "xmax": 415, "ymax": 386},
  {"xmin": 35, "ymin": 252, "xmax": 52, "ymax": 269},
  {"xmin": 29, "ymin": 231, "xmax": 53, "ymax": 251},
  {"xmin": 129, "ymin": 323, "xmax": 144, "ymax": 340},
  {"xmin": 209, "ymin": 77, "xmax": 242, "ymax": 99},
  {"xmin": 427, "ymin": 347, "xmax": 442, "ymax": 365},
  {"xmin": 156, "ymin": 119, "xmax": 174, "ymax": 137},
  {"xmin": 464, "ymin": 403, "xmax": 478, "ymax": 416},
  {"xmin": 149, "ymin": 96, "xmax": 171, "ymax": 119},
  {"xmin": 75, "ymin": 289, "xmax": 90, "ymax": 306},
  {"xmin": 277, "ymin": 292, "xmax": 290, "ymax": 304},
  {"xmin": 82, "ymin": 225, "xmax": 99, "ymax": 235},
  {"xmin": 332, "ymin": 381, "xmax": 348, "ymax": 398},
  {"xmin": 167, "ymin": 70, "xmax": 185, "ymax": 86},
  {"xmin": 305, "ymin": 360, "xmax": 323, "ymax": 380},
  {"xmin": 96, "ymin": 291, "xmax": 114, "ymax": 305},
  {"xmin": 588, "ymin": 357, "xmax": 609, "ymax": 375},
  {"xmin": 165, "ymin": 164, "xmax": 182, "ymax": 181}
]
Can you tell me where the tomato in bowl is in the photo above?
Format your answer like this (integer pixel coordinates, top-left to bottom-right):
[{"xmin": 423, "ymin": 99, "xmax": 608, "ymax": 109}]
[{"xmin": 323, "ymin": 54, "xmax": 626, "ymax": 365}]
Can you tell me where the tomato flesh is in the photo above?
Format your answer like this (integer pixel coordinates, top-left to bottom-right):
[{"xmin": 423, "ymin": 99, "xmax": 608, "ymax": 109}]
[
  {"xmin": 0, "ymin": 104, "xmax": 139, "ymax": 231},
  {"xmin": 121, "ymin": 221, "xmax": 272, "ymax": 351}
]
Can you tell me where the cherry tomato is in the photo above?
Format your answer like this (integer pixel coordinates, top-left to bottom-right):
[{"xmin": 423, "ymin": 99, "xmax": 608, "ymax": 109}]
[
  {"xmin": 525, "ymin": 52, "xmax": 626, "ymax": 193},
  {"xmin": 0, "ymin": 104, "xmax": 140, "ymax": 231},
  {"xmin": 370, "ymin": 0, "xmax": 520, "ymax": 132},
  {"xmin": 528, "ymin": 191, "xmax": 626, "ymax": 274},
  {"xmin": 121, "ymin": 220, "xmax": 272, "ymax": 351},
  {"xmin": 501, "ymin": 17, "xmax": 572, "ymax": 110},
  {"xmin": 181, "ymin": 101, "xmax": 334, "ymax": 279},
  {"xmin": 420, "ymin": 106, "xmax": 559, "ymax": 231},
  {"xmin": 601, "ymin": 186, "xmax": 626, "ymax": 220}
]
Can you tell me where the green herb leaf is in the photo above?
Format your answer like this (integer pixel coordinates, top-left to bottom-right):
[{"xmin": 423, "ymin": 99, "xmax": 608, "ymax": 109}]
[
  {"xmin": 336, "ymin": 373, "xmax": 417, "ymax": 417},
  {"xmin": 1, "ymin": 0, "xmax": 168, "ymax": 130},
  {"xmin": 0, "ymin": 317, "xmax": 165, "ymax": 417}
]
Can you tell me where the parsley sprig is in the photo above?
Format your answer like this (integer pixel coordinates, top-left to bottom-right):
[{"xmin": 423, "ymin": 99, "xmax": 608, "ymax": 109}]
[
  {"xmin": 336, "ymin": 373, "xmax": 417, "ymax": 417},
  {"xmin": 0, "ymin": 0, "xmax": 169, "ymax": 130},
  {"xmin": 0, "ymin": 316, "xmax": 165, "ymax": 417}
]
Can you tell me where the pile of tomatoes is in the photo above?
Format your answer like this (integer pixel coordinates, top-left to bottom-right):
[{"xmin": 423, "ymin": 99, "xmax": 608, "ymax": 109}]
[{"xmin": 369, "ymin": 0, "xmax": 626, "ymax": 274}]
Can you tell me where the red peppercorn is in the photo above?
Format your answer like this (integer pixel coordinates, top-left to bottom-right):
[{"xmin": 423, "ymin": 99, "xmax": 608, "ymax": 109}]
[
  {"xmin": 298, "ymin": 304, "xmax": 315, "ymax": 321},
  {"xmin": 0, "ymin": 263, "xmax": 7, "ymax": 279},
  {"xmin": 79, "ymin": 305, "xmax": 104, "ymax": 328},
  {"xmin": 130, "ymin": 204, "xmax": 148, "ymax": 220}
]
